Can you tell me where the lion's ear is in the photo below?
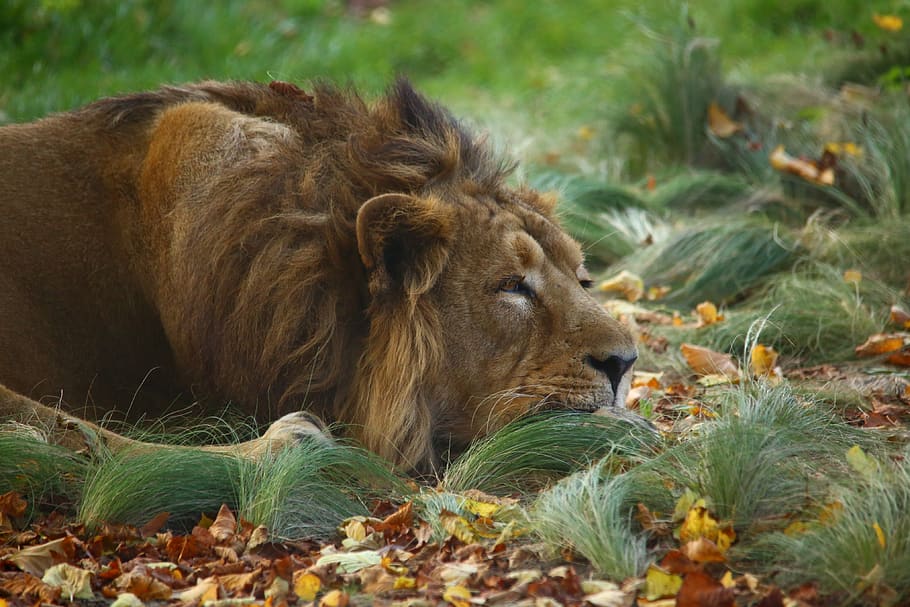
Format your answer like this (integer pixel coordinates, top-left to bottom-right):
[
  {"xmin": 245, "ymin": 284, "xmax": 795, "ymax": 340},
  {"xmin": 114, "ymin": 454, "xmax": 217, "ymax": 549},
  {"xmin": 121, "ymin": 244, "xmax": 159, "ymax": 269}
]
[{"xmin": 356, "ymin": 193, "xmax": 454, "ymax": 297}]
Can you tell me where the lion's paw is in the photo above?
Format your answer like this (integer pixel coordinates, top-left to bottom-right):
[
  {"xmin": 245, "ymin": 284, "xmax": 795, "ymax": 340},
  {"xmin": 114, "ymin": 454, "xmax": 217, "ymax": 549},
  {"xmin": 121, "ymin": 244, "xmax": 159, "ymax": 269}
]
[{"xmin": 242, "ymin": 411, "xmax": 333, "ymax": 459}]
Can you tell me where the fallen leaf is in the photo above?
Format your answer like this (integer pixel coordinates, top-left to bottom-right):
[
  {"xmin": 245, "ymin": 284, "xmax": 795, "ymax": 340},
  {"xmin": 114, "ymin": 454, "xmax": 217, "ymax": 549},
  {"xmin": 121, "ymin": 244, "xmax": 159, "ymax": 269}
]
[
  {"xmin": 293, "ymin": 571, "xmax": 321, "ymax": 601},
  {"xmin": 139, "ymin": 511, "xmax": 169, "ymax": 537},
  {"xmin": 598, "ymin": 270, "xmax": 644, "ymax": 302},
  {"xmin": 847, "ymin": 445, "xmax": 879, "ymax": 479},
  {"xmin": 682, "ymin": 537, "xmax": 726, "ymax": 563},
  {"xmin": 41, "ymin": 563, "xmax": 93, "ymax": 601},
  {"xmin": 676, "ymin": 571, "xmax": 735, "ymax": 607},
  {"xmin": 824, "ymin": 142, "xmax": 863, "ymax": 157},
  {"xmin": 887, "ymin": 350, "xmax": 910, "ymax": 367},
  {"xmin": 843, "ymin": 269, "xmax": 863, "ymax": 283},
  {"xmin": 0, "ymin": 572, "xmax": 61, "ymax": 603},
  {"xmin": 679, "ymin": 501, "xmax": 719, "ymax": 544},
  {"xmin": 873, "ymin": 13, "xmax": 903, "ymax": 31},
  {"xmin": 114, "ymin": 571, "xmax": 173, "ymax": 601},
  {"xmin": 442, "ymin": 584, "xmax": 472, "ymax": 607},
  {"xmin": 5, "ymin": 536, "xmax": 74, "ymax": 577},
  {"xmin": 319, "ymin": 589, "xmax": 349, "ymax": 607},
  {"xmin": 890, "ymin": 305, "xmax": 910, "ymax": 329},
  {"xmin": 110, "ymin": 592, "xmax": 144, "ymax": 607},
  {"xmin": 873, "ymin": 522, "xmax": 887, "ymax": 548},
  {"xmin": 769, "ymin": 145, "xmax": 835, "ymax": 185},
  {"xmin": 707, "ymin": 101, "xmax": 743, "ymax": 138},
  {"xmin": 394, "ymin": 576, "xmax": 417, "ymax": 589},
  {"xmin": 855, "ymin": 333, "xmax": 906, "ymax": 356},
  {"xmin": 315, "ymin": 550, "xmax": 382, "ymax": 574},
  {"xmin": 695, "ymin": 301, "xmax": 724, "ymax": 326},
  {"xmin": 0, "ymin": 491, "xmax": 27, "ymax": 518},
  {"xmin": 439, "ymin": 510, "xmax": 477, "ymax": 544},
  {"xmin": 209, "ymin": 504, "xmax": 237, "ymax": 543},
  {"xmin": 750, "ymin": 343, "xmax": 779, "ymax": 375},
  {"xmin": 680, "ymin": 343, "xmax": 739, "ymax": 377},
  {"xmin": 643, "ymin": 564, "xmax": 683, "ymax": 601},
  {"xmin": 173, "ymin": 578, "xmax": 219, "ymax": 604}
]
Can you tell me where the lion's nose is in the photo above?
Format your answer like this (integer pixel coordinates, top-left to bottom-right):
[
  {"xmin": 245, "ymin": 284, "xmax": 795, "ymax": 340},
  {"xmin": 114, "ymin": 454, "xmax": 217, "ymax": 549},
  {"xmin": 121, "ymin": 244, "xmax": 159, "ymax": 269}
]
[{"xmin": 585, "ymin": 352, "xmax": 638, "ymax": 395}]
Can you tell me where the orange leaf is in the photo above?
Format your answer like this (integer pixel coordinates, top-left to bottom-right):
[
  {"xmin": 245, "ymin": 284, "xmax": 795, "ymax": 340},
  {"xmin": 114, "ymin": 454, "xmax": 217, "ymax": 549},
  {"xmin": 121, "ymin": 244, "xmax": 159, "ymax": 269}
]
[
  {"xmin": 749, "ymin": 343, "xmax": 779, "ymax": 377},
  {"xmin": 0, "ymin": 492, "xmax": 27, "ymax": 518},
  {"xmin": 890, "ymin": 305, "xmax": 910, "ymax": 329},
  {"xmin": 887, "ymin": 351, "xmax": 910, "ymax": 367},
  {"xmin": 598, "ymin": 270, "xmax": 644, "ymax": 302},
  {"xmin": 855, "ymin": 333, "xmax": 906, "ymax": 356},
  {"xmin": 707, "ymin": 102, "xmax": 743, "ymax": 138},
  {"xmin": 769, "ymin": 145, "xmax": 835, "ymax": 186},
  {"xmin": 680, "ymin": 343, "xmax": 739, "ymax": 377}
]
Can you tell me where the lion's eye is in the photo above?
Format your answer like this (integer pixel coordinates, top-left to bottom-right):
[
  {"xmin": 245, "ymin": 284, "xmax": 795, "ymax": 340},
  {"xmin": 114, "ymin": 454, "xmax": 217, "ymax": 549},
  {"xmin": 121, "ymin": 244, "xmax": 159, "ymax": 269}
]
[
  {"xmin": 499, "ymin": 275, "xmax": 532, "ymax": 296},
  {"xmin": 579, "ymin": 279, "xmax": 594, "ymax": 290}
]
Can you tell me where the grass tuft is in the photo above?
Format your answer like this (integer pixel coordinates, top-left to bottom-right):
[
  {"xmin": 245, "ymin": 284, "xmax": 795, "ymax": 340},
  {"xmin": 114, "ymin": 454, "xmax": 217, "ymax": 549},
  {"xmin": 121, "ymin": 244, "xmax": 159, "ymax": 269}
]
[
  {"xmin": 533, "ymin": 462, "xmax": 653, "ymax": 580},
  {"xmin": 0, "ymin": 430, "xmax": 86, "ymax": 518},
  {"xmin": 235, "ymin": 437, "xmax": 407, "ymax": 539},
  {"xmin": 621, "ymin": 220, "xmax": 796, "ymax": 306},
  {"xmin": 764, "ymin": 458, "xmax": 910, "ymax": 604},
  {"xmin": 657, "ymin": 381, "xmax": 880, "ymax": 529},
  {"xmin": 441, "ymin": 411, "xmax": 660, "ymax": 496}
]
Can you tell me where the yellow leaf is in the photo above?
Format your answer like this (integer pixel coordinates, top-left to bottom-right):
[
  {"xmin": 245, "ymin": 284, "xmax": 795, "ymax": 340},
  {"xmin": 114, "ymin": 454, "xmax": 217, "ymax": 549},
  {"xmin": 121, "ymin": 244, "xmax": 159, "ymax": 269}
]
[
  {"xmin": 672, "ymin": 311, "xmax": 684, "ymax": 327},
  {"xmin": 695, "ymin": 301, "xmax": 724, "ymax": 325},
  {"xmin": 343, "ymin": 519, "xmax": 366, "ymax": 541},
  {"xmin": 394, "ymin": 576, "xmax": 417, "ymax": 590},
  {"xmin": 720, "ymin": 570, "xmax": 734, "ymax": 589},
  {"xmin": 716, "ymin": 525, "xmax": 736, "ymax": 553},
  {"xmin": 679, "ymin": 502, "xmax": 719, "ymax": 543},
  {"xmin": 819, "ymin": 501, "xmax": 844, "ymax": 525},
  {"xmin": 319, "ymin": 589, "xmax": 349, "ymax": 607},
  {"xmin": 843, "ymin": 269, "xmax": 862, "ymax": 283},
  {"xmin": 784, "ymin": 521, "xmax": 809, "ymax": 536},
  {"xmin": 439, "ymin": 510, "xmax": 478, "ymax": 544},
  {"xmin": 442, "ymin": 584, "xmax": 472, "ymax": 607},
  {"xmin": 707, "ymin": 101, "xmax": 743, "ymax": 138},
  {"xmin": 846, "ymin": 445, "xmax": 879, "ymax": 478},
  {"xmin": 873, "ymin": 522, "xmax": 886, "ymax": 549},
  {"xmin": 643, "ymin": 564, "xmax": 683, "ymax": 601},
  {"xmin": 462, "ymin": 498, "xmax": 499, "ymax": 518},
  {"xmin": 598, "ymin": 270, "xmax": 644, "ymax": 302},
  {"xmin": 824, "ymin": 142, "xmax": 863, "ymax": 157},
  {"xmin": 293, "ymin": 572, "xmax": 321, "ymax": 602},
  {"xmin": 749, "ymin": 343, "xmax": 779, "ymax": 377},
  {"xmin": 873, "ymin": 13, "xmax": 903, "ymax": 32},
  {"xmin": 577, "ymin": 125, "xmax": 595, "ymax": 141}
]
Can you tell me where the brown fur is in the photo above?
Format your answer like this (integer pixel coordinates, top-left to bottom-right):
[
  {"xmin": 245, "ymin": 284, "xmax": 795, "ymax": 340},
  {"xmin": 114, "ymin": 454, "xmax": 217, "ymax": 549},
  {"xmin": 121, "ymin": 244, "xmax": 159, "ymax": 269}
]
[{"xmin": 0, "ymin": 79, "xmax": 637, "ymax": 470}]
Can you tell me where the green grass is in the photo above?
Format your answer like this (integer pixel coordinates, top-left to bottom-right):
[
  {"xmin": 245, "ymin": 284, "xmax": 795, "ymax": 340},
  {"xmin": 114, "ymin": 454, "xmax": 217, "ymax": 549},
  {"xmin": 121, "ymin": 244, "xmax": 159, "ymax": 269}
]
[{"xmin": 441, "ymin": 411, "xmax": 660, "ymax": 496}]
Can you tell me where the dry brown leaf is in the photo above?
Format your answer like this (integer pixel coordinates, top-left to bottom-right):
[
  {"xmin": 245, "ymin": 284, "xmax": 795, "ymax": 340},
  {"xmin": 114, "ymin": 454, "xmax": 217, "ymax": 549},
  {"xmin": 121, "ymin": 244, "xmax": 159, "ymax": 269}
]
[
  {"xmin": 438, "ymin": 509, "xmax": 477, "ymax": 544},
  {"xmin": 0, "ymin": 572, "xmax": 61, "ymax": 603},
  {"xmin": 319, "ymin": 589, "xmax": 349, "ymax": 607},
  {"xmin": 707, "ymin": 102, "xmax": 743, "ymax": 138},
  {"xmin": 680, "ymin": 343, "xmax": 739, "ymax": 377},
  {"xmin": 4, "ymin": 536, "xmax": 74, "ymax": 577},
  {"xmin": 887, "ymin": 351, "xmax": 910, "ymax": 367},
  {"xmin": 676, "ymin": 571, "xmax": 735, "ymax": 607},
  {"xmin": 209, "ymin": 504, "xmax": 237, "ymax": 543},
  {"xmin": 855, "ymin": 333, "xmax": 906, "ymax": 356},
  {"xmin": 114, "ymin": 570, "xmax": 173, "ymax": 601},
  {"xmin": 0, "ymin": 492, "xmax": 27, "ymax": 518}
]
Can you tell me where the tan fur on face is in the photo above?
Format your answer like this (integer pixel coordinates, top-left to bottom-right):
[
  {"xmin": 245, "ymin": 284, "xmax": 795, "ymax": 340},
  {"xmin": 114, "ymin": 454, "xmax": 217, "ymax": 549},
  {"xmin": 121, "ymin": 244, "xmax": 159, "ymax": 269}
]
[{"xmin": 0, "ymin": 79, "xmax": 636, "ymax": 471}]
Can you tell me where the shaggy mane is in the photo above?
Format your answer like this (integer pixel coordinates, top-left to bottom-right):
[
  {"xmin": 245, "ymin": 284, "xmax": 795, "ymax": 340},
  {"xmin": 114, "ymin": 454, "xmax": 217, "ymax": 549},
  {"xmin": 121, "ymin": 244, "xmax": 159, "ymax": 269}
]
[{"xmin": 88, "ymin": 78, "xmax": 516, "ymax": 468}]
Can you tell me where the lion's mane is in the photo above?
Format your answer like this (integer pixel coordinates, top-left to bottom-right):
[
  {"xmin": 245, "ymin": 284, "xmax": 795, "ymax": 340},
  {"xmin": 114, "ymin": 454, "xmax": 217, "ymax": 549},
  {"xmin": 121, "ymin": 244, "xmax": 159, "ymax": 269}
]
[{"xmin": 83, "ymin": 79, "xmax": 513, "ymax": 467}]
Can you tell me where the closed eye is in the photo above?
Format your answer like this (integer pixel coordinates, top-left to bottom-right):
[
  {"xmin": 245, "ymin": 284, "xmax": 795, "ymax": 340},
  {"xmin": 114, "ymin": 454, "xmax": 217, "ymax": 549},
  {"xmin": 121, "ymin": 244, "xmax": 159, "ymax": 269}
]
[
  {"xmin": 499, "ymin": 274, "xmax": 534, "ymax": 297},
  {"xmin": 579, "ymin": 279, "xmax": 593, "ymax": 289}
]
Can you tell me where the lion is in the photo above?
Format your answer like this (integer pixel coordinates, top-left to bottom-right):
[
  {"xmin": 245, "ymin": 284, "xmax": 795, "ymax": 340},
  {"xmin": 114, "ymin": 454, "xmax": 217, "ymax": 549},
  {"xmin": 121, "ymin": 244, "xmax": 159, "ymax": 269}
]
[{"xmin": 0, "ymin": 78, "xmax": 638, "ymax": 471}]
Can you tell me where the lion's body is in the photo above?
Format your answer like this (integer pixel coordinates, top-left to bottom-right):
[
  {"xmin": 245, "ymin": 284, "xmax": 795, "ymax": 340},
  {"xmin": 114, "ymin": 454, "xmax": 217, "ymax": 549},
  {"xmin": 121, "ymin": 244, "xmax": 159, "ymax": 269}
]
[{"xmin": 0, "ymin": 80, "xmax": 637, "ymax": 469}]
